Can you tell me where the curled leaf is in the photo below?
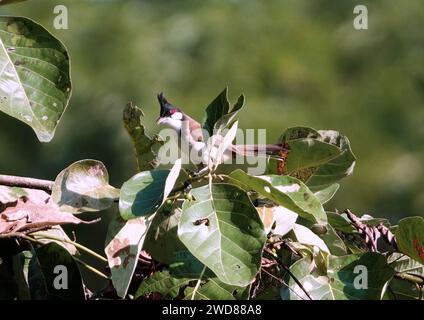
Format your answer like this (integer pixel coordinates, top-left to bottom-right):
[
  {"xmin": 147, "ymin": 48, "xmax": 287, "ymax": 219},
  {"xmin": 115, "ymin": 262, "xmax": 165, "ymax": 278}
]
[{"xmin": 52, "ymin": 160, "xmax": 119, "ymax": 214}]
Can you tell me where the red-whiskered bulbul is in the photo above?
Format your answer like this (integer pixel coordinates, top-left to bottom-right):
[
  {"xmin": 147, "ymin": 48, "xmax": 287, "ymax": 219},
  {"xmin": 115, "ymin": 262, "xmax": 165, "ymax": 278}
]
[{"xmin": 156, "ymin": 92, "xmax": 288, "ymax": 168}]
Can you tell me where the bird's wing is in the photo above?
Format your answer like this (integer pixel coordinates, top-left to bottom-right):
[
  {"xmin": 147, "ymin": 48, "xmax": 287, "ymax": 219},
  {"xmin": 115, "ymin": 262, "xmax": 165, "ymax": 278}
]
[{"xmin": 187, "ymin": 116, "xmax": 204, "ymax": 142}]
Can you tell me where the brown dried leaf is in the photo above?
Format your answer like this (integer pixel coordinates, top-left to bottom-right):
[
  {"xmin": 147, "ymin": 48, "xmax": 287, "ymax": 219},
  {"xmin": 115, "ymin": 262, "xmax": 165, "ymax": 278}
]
[{"xmin": 0, "ymin": 187, "xmax": 97, "ymax": 235}]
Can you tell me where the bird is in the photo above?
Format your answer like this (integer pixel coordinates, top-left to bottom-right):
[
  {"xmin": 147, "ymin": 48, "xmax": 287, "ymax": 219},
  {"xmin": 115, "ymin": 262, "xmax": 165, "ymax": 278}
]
[{"xmin": 156, "ymin": 92, "xmax": 289, "ymax": 172}]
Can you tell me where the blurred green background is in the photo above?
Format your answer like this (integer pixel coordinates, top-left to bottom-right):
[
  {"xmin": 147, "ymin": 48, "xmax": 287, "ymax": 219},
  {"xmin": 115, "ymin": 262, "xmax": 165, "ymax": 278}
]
[{"xmin": 1, "ymin": 0, "xmax": 423, "ymax": 290}]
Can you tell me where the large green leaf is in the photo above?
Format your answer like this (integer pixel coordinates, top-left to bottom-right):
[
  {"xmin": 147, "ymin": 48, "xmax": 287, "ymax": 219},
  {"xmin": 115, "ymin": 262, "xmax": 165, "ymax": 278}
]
[
  {"xmin": 326, "ymin": 211, "xmax": 356, "ymax": 234},
  {"xmin": 136, "ymin": 251, "xmax": 242, "ymax": 300},
  {"xmin": 209, "ymin": 120, "xmax": 238, "ymax": 170},
  {"xmin": 202, "ymin": 87, "xmax": 230, "ymax": 136},
  {"xmin": 314, "ymin": 184, "xmax": 339, "ymax": 205},
  {"xmin": 135, "ymin": 269, "xmax": 191, "ymax": 299},
  {"xmin": 281, "ymin": 253, "xmax": 395, "ymax": 300},
  {"xmin": 318, "ymin": 223, "xmax": 348, "ymax": 256},
  {"xmin": 51, "ymin": 160, "xmax": 119, "ymax": 214},
  {"xmin": 119, "ymin": 159, "xmax": 181, "ymax": 220},
  {"xmin": 306, "ymin": 130, "xmax": 356, "ymax": 191},
  {"xmin": 396, "ymin": 217, "xmax": 424, "ymax": 264},
  {"xmin": 388, "ymin": 252, "xmax": 424, "ymax": 276},
  {"xmin": 384, "ymin": 277, "xmax": 423, "ymax": 300},
  {"xmin": 143, "ymin": 202, "xmax": 187, "ymax": 264},
  {"xmin": 178, "ymin": 183, "xmax": 266, "ymax": 287},
  {"xmin": 229, "ymin": 169, "xmax": 327, "ymax": 224},
  {"xmin": 213, "ymin": 93, "xmax": 245, "ymax": 132},
  {"xmin": 13, "ymin": 243, "xmax": 85, "ymax": 300},
  {"xmin": 12, "ymin": 249, "xmax": 46, "ymax": 300},
  {"xmin": 136, "ymin": 252, "xmax": 205, "ymax": 300},
  {"xmin": 105, "ymin": 214, "xmax": 154, "ymax": 298},
  {"xmin": 266, "ymin": 127, "xmax": 339, "ymax": 176},
  {"xmin": 384, "ymin": 253, "xmax": 424, "ymax": 300},
  {"xmin": 281, "ymin": 127, "xmax": 342, "ymax": 174},
  {"xmin": 0, "ymin": 16, "xmax": 71, "ymax": 142},
  {"xmin": 267, "ymin": 127, "xmax": 356, "ymax": 191},
  {"xmin": 184, "ymin": 277, "xmax": 236, "ymax": 300},
  {"xmin": 123, "ymin": 102, "xmax": 163, "ymax": 172}
]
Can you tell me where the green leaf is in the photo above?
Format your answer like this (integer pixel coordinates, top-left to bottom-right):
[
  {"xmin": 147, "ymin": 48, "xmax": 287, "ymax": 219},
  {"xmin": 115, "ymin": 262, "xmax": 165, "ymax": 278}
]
[
  {"xmin": 384, "ymin": 277, "xmax": 423, "ymax": 300},
  {"xmin": 229, "ymin": 169, "xmax": 327, "ymax": 224},
  {"xmin": 136, "ymin": 251, "xmax": 205, "ymax": 300},
  {"xmin": 396, "ymin": 217, "xmax": 424, "ymax": 264},
  {"xmin": 12, "ymin": 249, "xmax": 43, "ymax": 300},
  {"xmin": 266, "ymin": 127, "xmax": 340, "ymax": 176},
  {"xmin": 202, "ymin": 87, "xmax": 230, "ymax": 136},
  {"xmin": 178, "ymin": 183, "xmax": 266, "ymax": 287},
  {"xmin": 143, "ymin": 202, "xmax": 187, "ymax": 264},
  {"xmin": 0, "ymin": 16, "xmax": 71, "ymax": 142},
  {"xmin": 267, "ymin": 127, "xmax": 356, "ymax": 191},
  {"xmin": 119, "ymin": 159, "xmax": 181, "ymax": 220},
  {"xmin": 51, "ymin": 160, "xmax": 119, "ymax": 214},
  {"xmin": 123, "ymin": 102, "xmax": 163, "ymax": 172},
  {"xmin": 213, "ymin": 94, "xmax": 245, "ymax": 132},
  {"xmin": 135, "ymin": 269, "xmax": 191, "ymax": 299},
  {"xmin": 13, "ymin": 243, "xmax": 85, "ymax": 300},
  {"xmin": 314, "ymin": 184, "xmax": 339, "ymax": 205},
  {"xmin": 306, "ymin": 130, "xmax": 356, "ymax": 191},
  {"xmin": 136, "ymin": 251, "xmax": 243, "ymax": 300},
  {"xmin": 184, "ymin": 277, "xmax": 236, "ymax": 300},
  {"xmin": 318, "ymin": 223, "xmax": 348, "ymax": 256},
  {"xmin": 105, "ymin": 214, "xmax": 154, "ymax": 298},
  {"xmin": 210, "ymin": 120, "xmax": 238, "ymax": 170},
  {"xmin": 282, "ymin": 253, "xmax": 395, "ymax": 300},
  {"xmin": 327, "ymin": 211, "xmax": 355, "ymax": 234},
  {"xmin": 0, "ymin": 254, "xmax": 19, "ymax": 299},
  {"xmin": 388, "ymin": 252, "xmax": 424, "ymax": 276}
]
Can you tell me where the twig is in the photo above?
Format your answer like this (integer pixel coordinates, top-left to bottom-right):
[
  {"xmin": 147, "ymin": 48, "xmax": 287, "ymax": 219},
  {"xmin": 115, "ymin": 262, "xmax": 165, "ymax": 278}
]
[
  {"xmin": 263, "ymin": 247, "xmax": 313, "ymax": 300},
  {"xmin": 6, "ymin": 233, "xmax": 108, "ymax": 263},
  {"xmin": 191, "ymin": 266, "xmax": 206, "ymax": 300},
  {"xmin": 0, "ymin": 174, "xmax": 54, "ymax": 193},
  {"xmin": 394, "ymin": 272, "xmax": 424, "ymax": 286},
  {"xmin": 34, "ymin": 234, "xmax": 108, "ymax": 263},
  {"xmin": 261, "ymin": 268, "xmax": 306, "ymax": 300},
  {"xmin": 73, "ymin": 256, "xmax": 109, "ymax": 280}
]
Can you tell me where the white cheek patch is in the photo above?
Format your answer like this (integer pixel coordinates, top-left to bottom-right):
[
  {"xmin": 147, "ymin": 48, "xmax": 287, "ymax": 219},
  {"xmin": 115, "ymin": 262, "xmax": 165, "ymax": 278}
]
[{"xmin": 171, "ymin": 112, "xmax": 183, "ymax": 120}]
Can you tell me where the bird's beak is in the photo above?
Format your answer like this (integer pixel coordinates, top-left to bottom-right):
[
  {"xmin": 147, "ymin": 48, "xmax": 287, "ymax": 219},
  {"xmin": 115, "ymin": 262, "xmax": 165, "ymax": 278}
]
[{"xmin": 156, "ymin": 117, "xmax": 166, "ymax": 125}]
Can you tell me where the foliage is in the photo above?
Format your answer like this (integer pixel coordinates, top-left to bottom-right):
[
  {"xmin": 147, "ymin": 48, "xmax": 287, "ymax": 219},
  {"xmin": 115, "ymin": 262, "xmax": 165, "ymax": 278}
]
[{"xmin": 0, "ymin": 0, "xmax": 423, "ymax": 300}]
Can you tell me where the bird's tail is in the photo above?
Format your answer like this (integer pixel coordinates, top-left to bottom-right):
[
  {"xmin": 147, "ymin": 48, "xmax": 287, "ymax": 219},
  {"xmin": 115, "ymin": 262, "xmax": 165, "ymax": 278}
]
[
  {"xmin": 230, "ymin": 144, "xmax": 288, "ymax": 157},
  {"xmin": 230, "ymin": 143, "xmax": 290, "ymax": 175}
]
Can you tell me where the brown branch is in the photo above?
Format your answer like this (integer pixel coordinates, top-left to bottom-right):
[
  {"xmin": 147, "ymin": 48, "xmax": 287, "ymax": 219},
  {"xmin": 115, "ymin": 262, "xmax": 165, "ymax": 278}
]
[{"xmin": 0, "ymin": 174, "xmax": 54, "ymax": 193}]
